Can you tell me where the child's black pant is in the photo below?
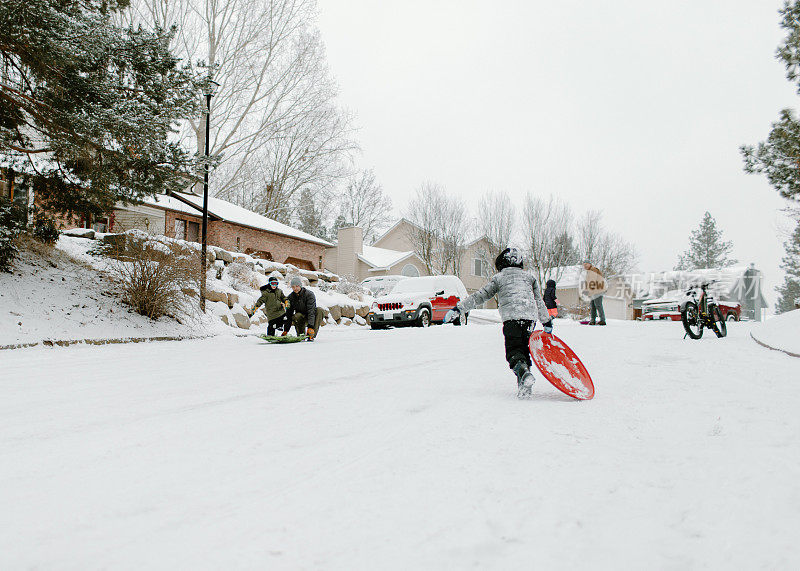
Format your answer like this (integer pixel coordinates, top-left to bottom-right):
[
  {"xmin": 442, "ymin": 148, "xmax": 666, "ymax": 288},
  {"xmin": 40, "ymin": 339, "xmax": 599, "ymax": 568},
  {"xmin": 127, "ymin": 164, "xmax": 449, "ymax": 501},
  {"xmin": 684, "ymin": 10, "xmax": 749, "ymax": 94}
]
[
  {"xmin": 503, "ymin": 319, "xmax": 535, "ymax": 370},
  {"xmin": 267, "ymin": 315, "xmax": 286, "ymax": 336}
]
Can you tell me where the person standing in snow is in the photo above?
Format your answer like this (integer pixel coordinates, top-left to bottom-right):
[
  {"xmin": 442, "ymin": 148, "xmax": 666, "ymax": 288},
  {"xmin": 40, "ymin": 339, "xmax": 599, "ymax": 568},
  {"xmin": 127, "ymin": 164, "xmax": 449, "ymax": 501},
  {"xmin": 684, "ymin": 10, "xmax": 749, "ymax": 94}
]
[
  {"xmin": 580, "ymin": 259, "xmax": 607, "ymax": 325},
  {"xmin": 252, "ymin": 275, "xmax": 289, "ymax": 336},
  {"xmin": 285, "ymin": 276, "xmax": 325, "ymax": 340},
  {"xmin": 543, "ymin": 279, "xmax": 559, "ymax": 319},
  {"xmin": 443, "ymin": 247, "xmax": 554, "ymax": 399}
]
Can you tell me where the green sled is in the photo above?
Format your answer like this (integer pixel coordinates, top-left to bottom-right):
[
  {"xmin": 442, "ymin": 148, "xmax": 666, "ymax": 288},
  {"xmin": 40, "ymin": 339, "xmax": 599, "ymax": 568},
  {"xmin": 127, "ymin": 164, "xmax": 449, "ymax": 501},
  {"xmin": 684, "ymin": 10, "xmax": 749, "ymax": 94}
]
[{"xmin": 258, "ymin": 334, "xmax": 308, "ymax": 343}]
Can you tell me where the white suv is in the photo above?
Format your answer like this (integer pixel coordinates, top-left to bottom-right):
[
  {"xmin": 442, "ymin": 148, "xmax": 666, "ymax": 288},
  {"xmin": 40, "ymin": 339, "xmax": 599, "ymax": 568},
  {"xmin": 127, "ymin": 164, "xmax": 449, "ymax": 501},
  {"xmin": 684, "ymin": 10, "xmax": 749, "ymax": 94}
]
[{"xmin": 368, "ymin": 275, "xmax": 469, "ymax": 329}]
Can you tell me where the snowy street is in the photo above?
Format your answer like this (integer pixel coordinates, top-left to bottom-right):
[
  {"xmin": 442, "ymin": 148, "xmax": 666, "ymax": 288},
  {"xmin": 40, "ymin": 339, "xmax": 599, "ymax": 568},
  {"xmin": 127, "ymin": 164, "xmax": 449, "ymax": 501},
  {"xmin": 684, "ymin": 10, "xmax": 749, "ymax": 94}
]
[{"xmin": 1, "ymin": 319, "xmax": 798, "ymax": 569}]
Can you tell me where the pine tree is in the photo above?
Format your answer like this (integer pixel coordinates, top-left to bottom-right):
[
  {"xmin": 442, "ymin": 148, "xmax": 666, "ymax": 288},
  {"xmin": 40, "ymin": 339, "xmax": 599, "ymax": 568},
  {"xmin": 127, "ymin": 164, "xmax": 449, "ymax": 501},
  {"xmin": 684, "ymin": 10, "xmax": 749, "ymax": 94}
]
[
  {"xmin": 776, "ymin": 220, "xmax": 800, "ymax": 313},
  {"xmin": 741, "ymin": 1, "xmax": 800, "ymax": 202},
  {"xmin": 675, "ymin": 212, "xmax": 737, "ymax": 270},
  {"xmin": 295, "ymin": 188, "xmax": 325, "ymax": 238},
  {"xmin": 0, "ymin": 0, "xmax": 198, "ymax": 219}
]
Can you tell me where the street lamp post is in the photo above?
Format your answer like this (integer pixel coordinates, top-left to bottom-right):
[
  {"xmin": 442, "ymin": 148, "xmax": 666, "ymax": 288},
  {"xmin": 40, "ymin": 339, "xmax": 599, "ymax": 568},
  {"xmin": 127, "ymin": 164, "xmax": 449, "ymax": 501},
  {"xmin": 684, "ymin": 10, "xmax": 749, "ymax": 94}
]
[{"xmin": 200, "ymin": 75, "xmax": 219, "ymax": 312}]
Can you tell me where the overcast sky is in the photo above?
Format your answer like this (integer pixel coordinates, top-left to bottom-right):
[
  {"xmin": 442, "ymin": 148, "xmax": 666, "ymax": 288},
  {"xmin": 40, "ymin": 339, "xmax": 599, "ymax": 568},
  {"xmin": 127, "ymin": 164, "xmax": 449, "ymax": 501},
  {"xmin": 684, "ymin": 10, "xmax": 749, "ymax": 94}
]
[{"xmin": 316, "ymin": 1, "xmax": 797, "ymax": 306}]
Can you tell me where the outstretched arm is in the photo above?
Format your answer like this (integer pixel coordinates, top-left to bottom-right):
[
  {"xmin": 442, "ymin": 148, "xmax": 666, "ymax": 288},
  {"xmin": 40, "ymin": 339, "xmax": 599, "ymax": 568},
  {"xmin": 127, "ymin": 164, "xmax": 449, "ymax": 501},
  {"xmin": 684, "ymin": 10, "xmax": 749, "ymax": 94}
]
[
  {"xmin": 532, "ymin": 279, "xmax": 552, "ymax": 324},
  {"xmin": 456, "ymin": 278, "xmax": 499, "ymax": 313}
]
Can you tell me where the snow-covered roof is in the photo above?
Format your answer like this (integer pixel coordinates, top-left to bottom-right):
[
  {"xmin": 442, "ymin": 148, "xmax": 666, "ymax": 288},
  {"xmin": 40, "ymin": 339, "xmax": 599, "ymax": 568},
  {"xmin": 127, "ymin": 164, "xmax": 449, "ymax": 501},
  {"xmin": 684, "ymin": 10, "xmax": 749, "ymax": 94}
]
[
  {"xmin": 358, "ymin": 245, "xmax": 415, "ymax": 270},
  {"xmin": 169, "ymin": 191, "xmax": 332, "ymax": 247},
  {"xmin": 134, "ymin": 194, "xmax": 204, "ymax": 217}
]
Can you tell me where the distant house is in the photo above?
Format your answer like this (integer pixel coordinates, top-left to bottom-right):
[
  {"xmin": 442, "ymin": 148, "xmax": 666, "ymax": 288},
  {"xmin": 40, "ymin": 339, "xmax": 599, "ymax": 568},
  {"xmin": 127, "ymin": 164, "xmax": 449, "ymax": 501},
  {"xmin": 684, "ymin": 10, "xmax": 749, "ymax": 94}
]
[
  {"xmin": 549, "ymin": 266, "xmax": 636, "ymax": 320},
  {"xmin": 326, "ymin": 219, "xmax": 498, "ymax": 307},
  {"xmin": 111, "ymin": 191, "xmax": 332, "ymax": 271},
  {"xmin": 550, "ymin": 264, "xmax": 768, "ymax": 321},
  {"xmin": 628, "ymin": 265, "xmax": 768, "ymax": 321},
  {"xmin": 325, "ymin": 226, "xmax": 429, "ymax": 281}
]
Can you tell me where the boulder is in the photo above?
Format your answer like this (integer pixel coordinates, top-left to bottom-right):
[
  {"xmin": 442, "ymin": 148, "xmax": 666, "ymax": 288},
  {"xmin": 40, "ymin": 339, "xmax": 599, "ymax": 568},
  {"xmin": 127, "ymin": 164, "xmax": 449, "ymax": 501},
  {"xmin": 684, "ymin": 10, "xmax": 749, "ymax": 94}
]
[
  {"xmin": 204, "ymin": 285, "xmax": 229, "ymax": 304},
  {"xmin": 341, "ymin": 317, "xmax": 353, "ymax": 326},
  {"xmin": 208, "ymin": 301, "xmax": 235, "ymax": 327},
  {"xmin": 355, "ymin": 305, "xmax": 370, "ymax": 318},
  {"xmin": 213, "ymin": 259, "xmax": 225, "ymax": 271},
  {"xmin": 328, "ymin": 274, "xmax": 340, "ymax": 282},
  {"xmin": 231, "ymin": 303, "xmax": 251, "ymax": 329},
  {"xmin": 227, "ymin": 291, "xmax": 240, "ymax": 308},
  {"xmin": 62, "ymin": 228, "xmax": 96, "ymax": 239},
  {"xmin": 341, "ymin": 305, "xmax": 356, "ymax": 319},
  {"xmin": 215, "ymin": 248, "xmax": 233, "ymax": 263},
  {"xmin": 328, "ymin": 305, "xmax": 342, "ymax": 321},
  {"xmin": 205, "ymin": 250, "xmax": 216, "ymax": 264},
  {"xmin": 182, "ymin": 287, "xmax": 198, "ymax": 298},
  {"xmin": 102, "ymin": 233, "xmax": 127, "ymax": 250},
  {"xmin": 354, "ymin": 315, "xmax": 367, "ymax": 326}
]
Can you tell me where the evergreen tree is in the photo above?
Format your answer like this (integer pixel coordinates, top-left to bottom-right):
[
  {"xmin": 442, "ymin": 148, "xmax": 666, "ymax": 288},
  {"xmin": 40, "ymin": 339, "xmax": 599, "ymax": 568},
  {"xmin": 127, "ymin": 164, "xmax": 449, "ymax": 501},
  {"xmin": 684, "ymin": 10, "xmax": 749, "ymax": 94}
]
[
  {"xmin": 295, "ymin": 188, "xmax": 325, "ymax": 238},
  {"xmin": 675, "ymin": 212, "xmax": 737, "ymax": 270},
  {"xmin": 0, "ymin": 0, "xmax": 198, "ymax": 219},
  {"xmin": 741, "ymin": 1, "xmax": 800, "ymax": 202},
  {"xmin": 776, "ymin": 220, "xmax": 800, "ymax": 313}
]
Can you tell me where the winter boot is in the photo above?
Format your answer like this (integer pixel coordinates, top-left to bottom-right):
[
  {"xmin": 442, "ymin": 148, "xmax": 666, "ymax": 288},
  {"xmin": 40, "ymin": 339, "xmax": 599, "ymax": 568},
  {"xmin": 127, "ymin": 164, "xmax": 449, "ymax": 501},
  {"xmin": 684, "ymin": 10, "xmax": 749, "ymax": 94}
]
[
  {"xmin": 597, "ymin": 321, "xmax": 606, "ymax": 326},
  {"xmin": 513, "ymin": 361, "xmax": 535, "ymax": 399}
]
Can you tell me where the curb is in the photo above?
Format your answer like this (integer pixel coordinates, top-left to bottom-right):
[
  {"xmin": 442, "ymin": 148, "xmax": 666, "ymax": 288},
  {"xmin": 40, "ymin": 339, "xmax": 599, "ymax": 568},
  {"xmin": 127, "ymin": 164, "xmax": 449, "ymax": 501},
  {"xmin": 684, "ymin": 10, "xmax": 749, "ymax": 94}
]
[
  {"xmin": 0, "ymin": 335, "xmax": 211, "ymax": 352},
  {"xmin": 750, "ymin": 332, "xmax": 800, "ymax": 359}
]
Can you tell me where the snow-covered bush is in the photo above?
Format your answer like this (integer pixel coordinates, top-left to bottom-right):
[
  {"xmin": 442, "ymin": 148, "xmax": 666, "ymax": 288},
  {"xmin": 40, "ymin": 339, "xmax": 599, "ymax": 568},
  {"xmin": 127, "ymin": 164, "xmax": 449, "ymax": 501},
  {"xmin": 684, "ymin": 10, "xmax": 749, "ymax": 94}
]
[
  {"xmin": 0, "ymin": 199, "xmax": 27, "ymax": 271},
  {"xmin": 226, "ymin": 262, "xmax": 261, "ymax": 291},
  {"xmin": 113, "ymin": 236, "xmax": 202, "ymax": 319},
  {"xmin": 335, "ymin": 274, "xmax": 365, "ymax": 296}
]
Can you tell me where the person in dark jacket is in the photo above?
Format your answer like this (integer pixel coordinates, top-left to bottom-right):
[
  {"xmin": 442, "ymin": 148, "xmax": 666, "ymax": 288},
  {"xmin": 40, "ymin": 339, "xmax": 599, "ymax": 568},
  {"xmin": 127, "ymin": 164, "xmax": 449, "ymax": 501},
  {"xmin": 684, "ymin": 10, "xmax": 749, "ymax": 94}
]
[
  {"xmin": 252, "ymin": 275, "xmax": 288, "ymax": 336},
  {"xmin": 285, "ymin": 276, "xmax": 325, "ymax": 340},
  {"xmin": 543, "ymin": 279, "xmax": 559, "ymax": 318}
]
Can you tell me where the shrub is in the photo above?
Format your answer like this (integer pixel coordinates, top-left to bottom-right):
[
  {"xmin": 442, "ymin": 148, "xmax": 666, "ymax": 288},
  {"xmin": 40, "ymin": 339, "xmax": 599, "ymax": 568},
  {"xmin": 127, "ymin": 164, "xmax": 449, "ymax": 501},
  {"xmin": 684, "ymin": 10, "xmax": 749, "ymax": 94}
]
[
  {"xmin": 31, "ymin": 209, "xmax": 60, "ymax": 244},
  {"xmin": 113, "ymin": 235, "xmax": 202, "ymax": 319},
  {"xmin": 226, "ymin": 262, "xmax": 261, "ymax": 291},
  {"xmin": 0, "ymin": 199, "xmax": 27, "ymax": 271},
  {"xmin": 335, "ymin": 274, "xmax": 365, "ymax": 296}
]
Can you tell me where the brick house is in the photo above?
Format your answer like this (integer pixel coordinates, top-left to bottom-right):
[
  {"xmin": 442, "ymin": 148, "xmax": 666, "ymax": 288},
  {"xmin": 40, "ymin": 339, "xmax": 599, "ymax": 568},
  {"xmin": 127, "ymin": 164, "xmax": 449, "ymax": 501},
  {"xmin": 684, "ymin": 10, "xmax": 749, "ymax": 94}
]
[{"xmin": 112, "ymin": 191, "xmax": 332, "ymax": 270}]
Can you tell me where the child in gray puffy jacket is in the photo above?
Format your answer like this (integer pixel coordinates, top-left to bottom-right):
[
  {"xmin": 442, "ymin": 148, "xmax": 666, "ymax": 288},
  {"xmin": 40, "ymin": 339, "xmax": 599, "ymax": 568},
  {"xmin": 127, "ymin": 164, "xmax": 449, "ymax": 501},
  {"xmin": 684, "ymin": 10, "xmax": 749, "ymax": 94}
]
[{"xmin": 444, "ymin": 247, "xmax": 553, "ymax": 399}]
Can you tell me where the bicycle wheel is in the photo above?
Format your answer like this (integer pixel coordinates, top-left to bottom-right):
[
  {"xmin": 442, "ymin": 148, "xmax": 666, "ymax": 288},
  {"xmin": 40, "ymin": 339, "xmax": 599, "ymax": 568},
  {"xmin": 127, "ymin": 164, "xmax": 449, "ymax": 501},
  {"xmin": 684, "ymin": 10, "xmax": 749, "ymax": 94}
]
[
  {"xmin": 682, "ymin": 302, "xmax": 703, "ymax": 339},
  {"xmin": 710, "ymin": 305, "xmax": 727, "ymax": 338}
]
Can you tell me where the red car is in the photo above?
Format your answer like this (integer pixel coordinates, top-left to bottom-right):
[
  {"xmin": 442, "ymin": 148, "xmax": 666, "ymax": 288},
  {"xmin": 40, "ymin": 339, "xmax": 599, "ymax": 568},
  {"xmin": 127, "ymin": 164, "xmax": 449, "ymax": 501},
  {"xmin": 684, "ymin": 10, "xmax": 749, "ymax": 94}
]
[{"xmin": 642, "ymin": 290, "xmax": 741, "ymax": 321}]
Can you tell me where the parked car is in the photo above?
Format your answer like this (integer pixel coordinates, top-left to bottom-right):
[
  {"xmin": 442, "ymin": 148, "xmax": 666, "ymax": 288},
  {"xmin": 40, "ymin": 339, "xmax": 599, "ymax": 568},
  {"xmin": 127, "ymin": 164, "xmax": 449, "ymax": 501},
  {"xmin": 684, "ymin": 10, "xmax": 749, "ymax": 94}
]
[
  {"xmin": 360, "ymin": 275, "xmax": 407, "ymax": 296},
  {"xmin": 368, "ymin": 275, "xmax": 469, "ymax": 329},
  {"xmin": 642, "ymin": 289, "xmax": 741, "ymax": 322}
]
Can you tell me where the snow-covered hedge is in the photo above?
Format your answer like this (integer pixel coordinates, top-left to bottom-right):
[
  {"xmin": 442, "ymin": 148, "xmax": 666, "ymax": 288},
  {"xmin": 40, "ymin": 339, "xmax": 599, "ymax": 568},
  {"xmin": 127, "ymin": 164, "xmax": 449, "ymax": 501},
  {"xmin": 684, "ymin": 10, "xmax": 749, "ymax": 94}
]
[{"xmin": 60, "ymin": 228, "xmax": 369, "ymax": 331}]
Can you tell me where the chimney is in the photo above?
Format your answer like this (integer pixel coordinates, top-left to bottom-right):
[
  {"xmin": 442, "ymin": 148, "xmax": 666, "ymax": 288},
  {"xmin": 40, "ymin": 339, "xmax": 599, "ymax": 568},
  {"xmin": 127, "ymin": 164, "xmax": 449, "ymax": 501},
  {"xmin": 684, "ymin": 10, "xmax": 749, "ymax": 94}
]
[{"xmin": 337, "ymin": 226, "xmax": 363, "ymax": 278}]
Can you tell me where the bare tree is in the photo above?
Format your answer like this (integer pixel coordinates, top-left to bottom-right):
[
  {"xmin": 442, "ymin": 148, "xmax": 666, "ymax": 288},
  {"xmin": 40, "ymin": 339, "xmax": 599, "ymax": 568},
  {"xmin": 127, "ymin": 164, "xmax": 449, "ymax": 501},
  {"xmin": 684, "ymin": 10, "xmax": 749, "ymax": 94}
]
[
  {"xmin": 576, "ymin": 211, "xmax": 638, "ymax": 276},
  {"xmin": 405, "ymin": 182, "xmax": 470, "ymax": 275},
  {"xmin": 576, "ymin": 210, "xmax": 603, "ymax": 263},
  {"xmin": 521, "ymin": 194, "xmax": 575, "ymax": 285},
  {"xmin": 123, "ymin": 0, "xmax": 356, "ymax": 214},
  {"xmin": 474, "ymin": 190, "xmax": 515, "ymax": 272},
  {"xmin": 335, "ymin": 169, "xmax": 393, "ymax": 244}
]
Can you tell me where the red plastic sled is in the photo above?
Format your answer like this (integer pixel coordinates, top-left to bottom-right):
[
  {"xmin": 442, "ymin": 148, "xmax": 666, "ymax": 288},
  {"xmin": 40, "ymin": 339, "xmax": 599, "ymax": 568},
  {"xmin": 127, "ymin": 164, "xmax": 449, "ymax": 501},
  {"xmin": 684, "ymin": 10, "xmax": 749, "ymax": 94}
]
[{"xmin": 529, "ymin": 331, "xmax": 595, "ymax": 400}]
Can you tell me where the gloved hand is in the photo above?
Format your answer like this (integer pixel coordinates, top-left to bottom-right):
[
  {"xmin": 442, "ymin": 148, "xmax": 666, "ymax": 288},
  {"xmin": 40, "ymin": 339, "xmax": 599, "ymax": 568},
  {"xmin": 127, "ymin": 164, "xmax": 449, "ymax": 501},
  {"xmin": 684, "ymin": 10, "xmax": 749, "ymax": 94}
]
[
  {"xmin": 245, "ymin": 306, "xmax": 254, "ymax": 317},
  {"xmin": 443, "ymin": 307, "xmax": 460, "ymax": 324},
  {"xmin": 284, "ymin": 300, "xmax": 290, "ymax": 308},
  {"xmin": 306, "ymin": 327, "xmax": 315, "ymax": 338},
  {"xmin": 281, "ymin": 330, "xmax": 289, "ymax": 337},
  {"xmin": 543, "ymin": 320, "xmax": 554, "ymax": 334}
]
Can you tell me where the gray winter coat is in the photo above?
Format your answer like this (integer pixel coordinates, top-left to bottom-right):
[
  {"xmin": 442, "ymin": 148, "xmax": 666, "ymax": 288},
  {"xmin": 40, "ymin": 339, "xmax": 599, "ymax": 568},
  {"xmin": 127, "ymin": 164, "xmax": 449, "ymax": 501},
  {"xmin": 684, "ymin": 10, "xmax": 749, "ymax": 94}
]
[{"xmin": 456, "ymin": 267, "xmax": 551, "ymax": 323}]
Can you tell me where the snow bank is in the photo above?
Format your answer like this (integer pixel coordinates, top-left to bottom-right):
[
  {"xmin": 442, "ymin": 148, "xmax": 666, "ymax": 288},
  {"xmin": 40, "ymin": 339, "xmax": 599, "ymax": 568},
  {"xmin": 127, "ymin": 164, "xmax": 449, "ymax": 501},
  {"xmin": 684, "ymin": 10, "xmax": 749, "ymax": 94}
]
[{"xmin": 751, "ymin": 309, "xmax": 800, "ymax": 357}]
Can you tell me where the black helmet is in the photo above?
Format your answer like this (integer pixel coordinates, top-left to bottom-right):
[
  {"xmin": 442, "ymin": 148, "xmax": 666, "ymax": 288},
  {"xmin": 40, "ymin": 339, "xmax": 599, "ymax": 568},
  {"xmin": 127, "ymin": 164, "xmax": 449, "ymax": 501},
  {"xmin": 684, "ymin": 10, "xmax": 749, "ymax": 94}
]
[{"xmin": 495, "ymin": 247, "xmax": 524, "ymax": 271}]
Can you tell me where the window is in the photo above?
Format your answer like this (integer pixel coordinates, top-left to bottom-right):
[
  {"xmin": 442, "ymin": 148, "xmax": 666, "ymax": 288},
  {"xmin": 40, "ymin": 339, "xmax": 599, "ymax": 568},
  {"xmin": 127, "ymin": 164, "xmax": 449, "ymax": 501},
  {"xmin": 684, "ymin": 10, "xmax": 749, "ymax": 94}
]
[
  {"xmin": 236, "ymin": 237, "xmax": 241, "ymax": 251},
  {"xmin": 174, "ymin": 219, "xmax": 187, "ymax": 240},
  {"xmin": 187, "ymin": 221, "xmax": 200, "ymax": 242},
  {"xmin": 319, "ymin": 256, "xmax": 323, "ymax": 269},
  {"xmin": 473, "ymin": 258, "xmax": 489, "ymax": 277},
  {"xmin": 92, "ymin": 216, "xmax": 109, "ymax": 233},
  {"xmin": 401, "ymin": 264, "xmax": 420, "ymax": 277}
]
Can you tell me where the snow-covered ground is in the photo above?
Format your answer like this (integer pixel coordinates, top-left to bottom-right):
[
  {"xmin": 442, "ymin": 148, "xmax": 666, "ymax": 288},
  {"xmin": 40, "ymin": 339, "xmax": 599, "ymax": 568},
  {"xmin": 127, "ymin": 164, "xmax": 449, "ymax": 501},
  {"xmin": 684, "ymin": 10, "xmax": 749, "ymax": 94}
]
[
  {"xmin": 1, "ymin": 319, "xmax": 798, "ymax": 569},
  {"xmin": 0, "ymin": 237, "xmax": 219, "ymax": 346},
  {"xmin": 751, "ymin": 309, "xmax": 800, "ymax": 356}
]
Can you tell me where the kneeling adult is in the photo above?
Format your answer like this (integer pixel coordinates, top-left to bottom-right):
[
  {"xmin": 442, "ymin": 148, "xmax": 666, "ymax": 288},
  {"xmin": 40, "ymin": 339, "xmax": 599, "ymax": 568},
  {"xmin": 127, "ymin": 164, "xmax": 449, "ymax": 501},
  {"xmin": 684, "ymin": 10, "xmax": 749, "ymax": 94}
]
[{"xmin": 286, "ymin": 276, "xmax": 325, "ymax": 339}]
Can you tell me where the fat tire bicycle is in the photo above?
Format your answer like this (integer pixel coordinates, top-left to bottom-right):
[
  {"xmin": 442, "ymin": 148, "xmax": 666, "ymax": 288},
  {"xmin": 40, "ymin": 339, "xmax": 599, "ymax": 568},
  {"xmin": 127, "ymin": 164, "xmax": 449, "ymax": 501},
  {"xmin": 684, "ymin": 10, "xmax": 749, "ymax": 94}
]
[{"xmin": 681, "ymin": 281, "xmax": 727, "ymax": 340}]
